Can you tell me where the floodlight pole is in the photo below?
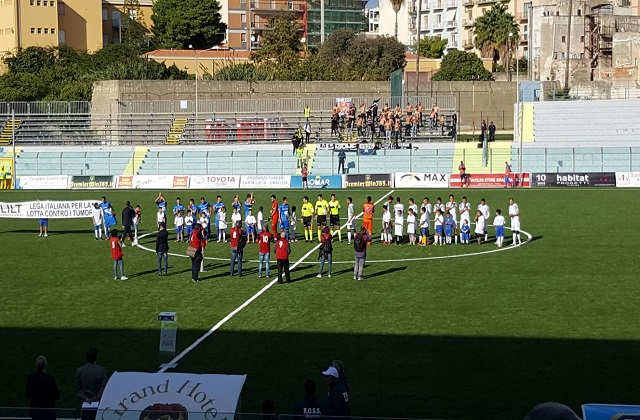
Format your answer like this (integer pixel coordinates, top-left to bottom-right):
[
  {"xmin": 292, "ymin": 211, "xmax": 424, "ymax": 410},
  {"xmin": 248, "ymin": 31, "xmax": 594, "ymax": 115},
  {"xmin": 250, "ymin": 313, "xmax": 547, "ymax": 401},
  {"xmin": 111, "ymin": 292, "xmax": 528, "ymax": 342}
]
[{"xmin": 12, "ymin": 109, "xmax": 16, "ymax": 189}]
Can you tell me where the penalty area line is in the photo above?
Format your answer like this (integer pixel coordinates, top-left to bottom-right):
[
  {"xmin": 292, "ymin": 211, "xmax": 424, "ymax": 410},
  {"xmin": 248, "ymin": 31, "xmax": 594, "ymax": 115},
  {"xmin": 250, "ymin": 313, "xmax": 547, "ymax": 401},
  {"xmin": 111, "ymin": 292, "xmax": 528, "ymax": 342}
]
[{"xmin": 157, "ymin": 189, "xmax": 394, "ymax": 372}]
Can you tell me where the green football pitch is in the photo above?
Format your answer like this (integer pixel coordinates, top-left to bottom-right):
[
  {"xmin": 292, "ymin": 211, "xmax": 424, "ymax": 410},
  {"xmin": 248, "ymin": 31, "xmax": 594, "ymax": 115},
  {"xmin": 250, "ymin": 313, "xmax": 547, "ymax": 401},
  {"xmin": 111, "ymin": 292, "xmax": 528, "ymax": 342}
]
[{"xmin": 1, "ymin": 187, "xmax": 639, "ymax": 420}]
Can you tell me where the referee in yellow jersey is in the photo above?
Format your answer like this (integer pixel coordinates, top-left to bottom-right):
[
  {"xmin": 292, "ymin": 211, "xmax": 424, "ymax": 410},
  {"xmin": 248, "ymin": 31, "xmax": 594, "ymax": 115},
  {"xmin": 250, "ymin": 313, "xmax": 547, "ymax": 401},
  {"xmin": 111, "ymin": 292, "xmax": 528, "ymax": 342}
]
[{"xmin": 328, "ymin": 193, "xmax": 342, "ymax": 242}]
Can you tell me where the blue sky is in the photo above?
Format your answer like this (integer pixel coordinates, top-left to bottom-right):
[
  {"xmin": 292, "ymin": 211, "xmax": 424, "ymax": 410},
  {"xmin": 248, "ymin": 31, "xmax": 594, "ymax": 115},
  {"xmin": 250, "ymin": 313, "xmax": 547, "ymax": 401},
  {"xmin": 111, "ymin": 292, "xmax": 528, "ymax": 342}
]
[{"xmin": 366, "ymin": 0, "xmax": 378, "ymax": 8}]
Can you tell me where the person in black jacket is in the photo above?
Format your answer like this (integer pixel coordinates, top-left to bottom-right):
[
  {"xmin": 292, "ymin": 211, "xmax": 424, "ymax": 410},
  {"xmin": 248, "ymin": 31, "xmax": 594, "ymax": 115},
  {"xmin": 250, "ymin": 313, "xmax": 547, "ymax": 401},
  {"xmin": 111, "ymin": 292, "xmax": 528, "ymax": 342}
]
[
  {"xmin": 322, "ymin": 366, "xmax": 350, "ymax": 418},
  {"xmin": 26, "ymin": 356, "xmax": 60, "ymax": 420},
  {"xmin": 293, "ymin": 379, "xmax": 329, "ymax": 417},
  {"xmin": 121, "ymin": 201, "xmax": 135, "ymax": 245},
  {"xmin": 156, "ymin": 222, "xmax": 169, "ymax": 275}
]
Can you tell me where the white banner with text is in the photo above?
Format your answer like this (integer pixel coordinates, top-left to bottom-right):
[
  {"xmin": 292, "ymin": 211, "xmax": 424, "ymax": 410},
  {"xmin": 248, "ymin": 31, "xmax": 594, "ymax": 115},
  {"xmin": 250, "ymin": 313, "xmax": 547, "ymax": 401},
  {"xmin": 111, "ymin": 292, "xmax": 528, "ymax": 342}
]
[
  {"xmin": 239, "ymin": 175, "xmax": 291, "ymax": 189},
  {"xmin": 97, "ymin": 372, "xmax": 246, "ymax": 420},
  {"xmin": 17, "ymin": 176, "xmax": 69, "ymax": 190},
  {"xmin": 394, "ymin": 172, "xmax": 449, "ymax": 188},
  {"xmin": 189, "ymin": 175, "xmax": 240, "ymax": 189},
  {"xmin": 0, "ymin": 200, "xmax": 96, "ymax": 218}
]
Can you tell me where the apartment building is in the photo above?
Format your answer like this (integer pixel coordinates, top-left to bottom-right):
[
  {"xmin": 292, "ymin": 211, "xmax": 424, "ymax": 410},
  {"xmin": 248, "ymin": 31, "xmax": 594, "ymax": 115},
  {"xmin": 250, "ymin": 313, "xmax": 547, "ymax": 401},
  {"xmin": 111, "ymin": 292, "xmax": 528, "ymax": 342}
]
[
  {"xmin": 101, "ymin": 0, "xmax": 154, "ymax": 46},
  {"xmin": 411, "ymin": 0, "xmax": 463, "ymax": 51},
  {"xmin": 368, "ymin": 6, "xmax": 380, "ymax": 33}
]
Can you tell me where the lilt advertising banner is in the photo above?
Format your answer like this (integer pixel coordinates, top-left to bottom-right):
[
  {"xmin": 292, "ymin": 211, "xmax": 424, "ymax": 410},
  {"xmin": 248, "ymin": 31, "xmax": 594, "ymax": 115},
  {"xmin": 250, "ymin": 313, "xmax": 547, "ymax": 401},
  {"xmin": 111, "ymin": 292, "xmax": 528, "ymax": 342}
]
[
  {"xmin": 531, "ymin": 172, "xmax": 616, "ymax": 187},
  {"xmin": 98, "ymin": 372, "xmax": 246, "ymax": 420},
  {"xmin": 394, "ymin": 172, "xmax": 449, "ymax": 188},
  {"xmin": 0, "ymin": 200, "xmax": 95, "ymax": 218}
]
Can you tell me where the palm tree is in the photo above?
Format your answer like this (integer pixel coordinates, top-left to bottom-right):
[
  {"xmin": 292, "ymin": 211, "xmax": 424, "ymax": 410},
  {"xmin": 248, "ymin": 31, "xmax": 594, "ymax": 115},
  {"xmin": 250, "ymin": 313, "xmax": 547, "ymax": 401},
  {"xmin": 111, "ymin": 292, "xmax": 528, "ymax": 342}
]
[
  {"xmin": 473, "ymin": 4, "xmax": 519, "ymax": 69},
  {"xmin": 389, "ymin": 0, "xmax": 405, "ymax": 40}
]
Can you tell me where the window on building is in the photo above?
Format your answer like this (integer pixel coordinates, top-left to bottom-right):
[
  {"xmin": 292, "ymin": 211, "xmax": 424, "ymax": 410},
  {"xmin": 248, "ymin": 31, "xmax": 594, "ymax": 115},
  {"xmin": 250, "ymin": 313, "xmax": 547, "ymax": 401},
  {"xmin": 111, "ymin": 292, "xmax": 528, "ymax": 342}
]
[
  {"xmin": 50, "ymin": 1, "xmax": 54, "ymax": 6},
  {"xmin": 37, "ymin": 28, "xmax": 42, "ymax": 33},
  {"xmin": 580, "ymin": 35, "xmax": 584, "ymax": 43},
  {"xmin": 102, "ymin": 7, "xmax": 107, "ymax": 20},
  {"xmin": 577, "ymin": 8, "xmax": 581, "ymax": 16},
  {"xmin": 241, "ymin": 32, "xmax": 246, "ymax": 42},
  {"xmin": 58, "ymin": 29, "xmax": 65, "ymax": 43},
  {"xmin": 437, "ymin": 14, "xmax": 442, "ymax": 23},
  {"xmin": 44, "ymin": 28, "xmax": 48, "ymax": 33},
  {"xmin": 524, "ymin": 24, "xmax": 528, "ymax": 33},
  {"xmin": 51, "ymin": 28, "xmax": 55, "ymax": 34},
  {"xmin": 30, "ymin": 0, "xmax": 34, "ymax": 5},
  {"xmin": 561, "ymin": 35, "xmax": 566, "ymax": 43},
  {"xmin": 288, "ymin": 0, "xmax": 294, "ymax": 9},
  {"xmin": 43, "ymin": 0, "xmax": 47, "ymax": 6},
  {"xmin": 31, "ymin": 27, "xmax": 35, "ymax": 33},
  {"xmin": 58, "ymin": 1, "xmax": 65, "ymax": 15}
]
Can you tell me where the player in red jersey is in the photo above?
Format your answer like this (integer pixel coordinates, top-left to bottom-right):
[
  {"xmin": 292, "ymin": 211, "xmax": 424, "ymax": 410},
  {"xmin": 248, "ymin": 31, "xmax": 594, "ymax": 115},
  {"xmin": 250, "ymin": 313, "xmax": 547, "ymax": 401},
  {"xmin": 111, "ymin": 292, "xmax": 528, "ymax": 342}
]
[{"xmin": 270, "ymin": 194, "xmax": 279, "ymax": 237}]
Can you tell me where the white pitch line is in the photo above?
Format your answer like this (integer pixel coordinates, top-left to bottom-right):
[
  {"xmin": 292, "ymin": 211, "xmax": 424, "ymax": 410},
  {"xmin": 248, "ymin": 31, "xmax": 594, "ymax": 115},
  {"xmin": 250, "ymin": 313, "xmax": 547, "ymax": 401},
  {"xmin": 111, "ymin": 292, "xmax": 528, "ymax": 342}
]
[{"xmin": 156, "ymin": 189, "xmax": 395, "ymax": 372}]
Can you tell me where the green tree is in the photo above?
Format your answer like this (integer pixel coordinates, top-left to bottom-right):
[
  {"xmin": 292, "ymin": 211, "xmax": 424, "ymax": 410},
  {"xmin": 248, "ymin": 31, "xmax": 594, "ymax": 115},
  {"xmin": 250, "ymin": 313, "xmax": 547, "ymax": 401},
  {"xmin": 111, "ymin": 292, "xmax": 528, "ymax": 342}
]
[
  {"xmin": 4, "ymin": 46, "xmax": 56, "ymax": 74},
  {"xmin": 122, "ymin": 0, "xmax": 150, "ymax": 51},
  {"xmin": 473, "ymin": 3, "xmax": 519, "ymax": 67},
  {"xmin": 344, "ymin": 35, "xmax": 406, "ymax": 80},
  {"xmin": 416, "ymin": 36, "xmax": 448, "ymax": 58},
  {"xmin": 317, "ymin": 28, "xmax": 356, "ymax": 62},
  {"xmin": 151, "ymin": 0, "xmax": 226, "ymax": 49},
  {"xmin": 252, "ymin": 11, "xmax": 301, "ymax": 68},
  {"xmin": 432, "ymin": 50, "xmax": 492, "ymax": 81},
  {"xmin": 389, "ymin": 0, "xmax": 405, "ymax": 40}
]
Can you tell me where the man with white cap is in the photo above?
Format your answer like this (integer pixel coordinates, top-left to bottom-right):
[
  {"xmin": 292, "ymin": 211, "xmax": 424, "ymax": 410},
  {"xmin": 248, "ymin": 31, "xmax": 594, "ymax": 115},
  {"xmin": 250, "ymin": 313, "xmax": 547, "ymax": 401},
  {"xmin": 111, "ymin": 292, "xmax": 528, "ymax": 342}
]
[{"xmin": 322, "ymin": 365, "xmax": 350, "ymax": 417}]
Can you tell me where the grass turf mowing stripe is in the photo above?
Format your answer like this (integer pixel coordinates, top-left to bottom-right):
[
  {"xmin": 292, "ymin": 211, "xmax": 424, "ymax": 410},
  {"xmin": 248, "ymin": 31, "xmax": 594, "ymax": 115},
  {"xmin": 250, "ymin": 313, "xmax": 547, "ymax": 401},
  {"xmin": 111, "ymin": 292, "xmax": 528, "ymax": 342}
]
[{"xmin": 157, "ymin": 189, "xmax": 395, "ymax": 372}]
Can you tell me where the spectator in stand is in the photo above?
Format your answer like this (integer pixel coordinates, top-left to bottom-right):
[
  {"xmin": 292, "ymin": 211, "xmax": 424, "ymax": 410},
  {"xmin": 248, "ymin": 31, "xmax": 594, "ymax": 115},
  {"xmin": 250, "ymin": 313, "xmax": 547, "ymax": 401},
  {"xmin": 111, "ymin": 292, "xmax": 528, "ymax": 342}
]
[
  {"xmin": 304, "ymin": 120, "xmax": 311, "ymax": 144},
  {"xmin": 337, "ymin": 150, "xmax": 346, "ymax": 175},
  {"xmin": 322, "ymin": 366, "xmax": 350, "ymax": 417},
  {"xmin": 416, "ymin": 102, "xmax": 424, "ymax": 126},
  {"xmin": 525, "ymin": 402, "xmax": 581, "ymax": 420},
  {"xmin": 291, "ymin": 131, "xmax": 301, "ymax": 156},
  {"xmin": 331, "ymin": 109, "xmax": 339, "ymax": 137},
  {"xmin": 275, "ymin": 231, "xmax": 291, "ymax": 284},
  {"xmin": 296, "ymin": 145, "xmax": 305, "ymax": 169},
  {"xmin": 75, "ymin": 348, "xmax": 107, "ymax": 420},
  {"xmin": 293, "ymin": 379, "xmax": 329, "ymax": 417},
  {"xmin": 488, "ymin": 121, "xmax": 496, "ymax": 141},
  {"xmin": 26, "ymin": 355, "xmax": 60, "ymax": 420},
  {"xmin": 480, "ymin": 120, "xmax": 487, "ymax": 142}
]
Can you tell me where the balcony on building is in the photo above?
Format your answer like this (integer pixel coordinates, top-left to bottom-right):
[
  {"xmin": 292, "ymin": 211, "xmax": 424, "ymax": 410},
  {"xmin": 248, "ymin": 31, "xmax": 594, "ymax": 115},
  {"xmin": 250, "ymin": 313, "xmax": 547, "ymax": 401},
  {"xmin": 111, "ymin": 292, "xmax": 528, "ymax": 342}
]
[
  {"xmin": 445, "ymin": 20, "xmax": 456, "ymax": 28},
  {"xmin": 428, "ymin": 21, "xmax": 444, "ymax": 30},
  {"xmin": 520, "ymin": 33, "xmax": 528, "ymax": 45},
  {"xmin": 250, "ymin": 0, "xmax": 305, "ymax": 14},
  {"xmin": 462, "ymin": 18, "xmax": 473, "ymax": 27},
  {"xmin": 516, "ymin": 12, "xmax": 528, "ymax": 22},
  {"xmin": 463, "ymin": 39, "xmax": 474, "ymax": 49},
  {"xmin": 463, "ymin": 0, "xmax": 473, "ymax": 7},
  {"xmin": 429, "ymin": 0, "xmax": 444, "ymax": 10}
]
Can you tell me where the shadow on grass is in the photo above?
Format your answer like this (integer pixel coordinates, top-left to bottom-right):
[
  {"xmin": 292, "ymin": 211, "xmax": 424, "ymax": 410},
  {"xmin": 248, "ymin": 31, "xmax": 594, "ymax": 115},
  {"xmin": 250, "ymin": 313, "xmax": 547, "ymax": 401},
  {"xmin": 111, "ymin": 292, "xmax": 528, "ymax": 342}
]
[{"xmin": 3, "ymin": 327, "xmax": 639, "ymax": 420}]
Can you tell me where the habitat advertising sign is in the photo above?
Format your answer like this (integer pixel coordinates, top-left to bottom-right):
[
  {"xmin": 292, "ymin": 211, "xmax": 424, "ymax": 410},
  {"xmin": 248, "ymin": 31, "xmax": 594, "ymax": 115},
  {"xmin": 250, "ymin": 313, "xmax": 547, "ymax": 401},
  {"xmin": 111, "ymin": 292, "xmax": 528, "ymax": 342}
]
[
  {"xmin": 189, "ymin": 175, "xmax": 240, "ymax": 189},
  {"xmin": 98, "ymin": 372, "xmax": 247, "ymax": 420},
  {"xmin": 616, "ymin": 172, "xmax": 640, "ymax": 188},
  {"xmin": 582, "ymin": 403, "xmax": 640, "ymax": 420},
  {"xmin": 531, "ymin": 172, "xmax": 616, "ymax": 187},
  {"xmin": 239, "ymin": 175, "xmax": 291, "ymax": 189},
  {"xmin": 0, "ymin": 200, "xmax": 95, "ymax": 218},
  {"xmin": 394, "ymin": 172, "xmax": 449, "ymax": 188},
  {"xmin": 17, "ymin": 175, "xmax": 69, "ymax": 190},
  {"xmin": 291, "ymin": 175, "xmax": 342, "ymax": 189}
]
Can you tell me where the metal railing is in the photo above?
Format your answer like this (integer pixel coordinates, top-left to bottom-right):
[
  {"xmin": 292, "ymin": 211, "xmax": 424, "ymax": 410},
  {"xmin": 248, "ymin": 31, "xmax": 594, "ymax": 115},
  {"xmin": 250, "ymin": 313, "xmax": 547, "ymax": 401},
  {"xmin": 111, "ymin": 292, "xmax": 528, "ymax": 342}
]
[{"xmin": 14, "ymin": 146, "xmax": 640, "ymax": 176}]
